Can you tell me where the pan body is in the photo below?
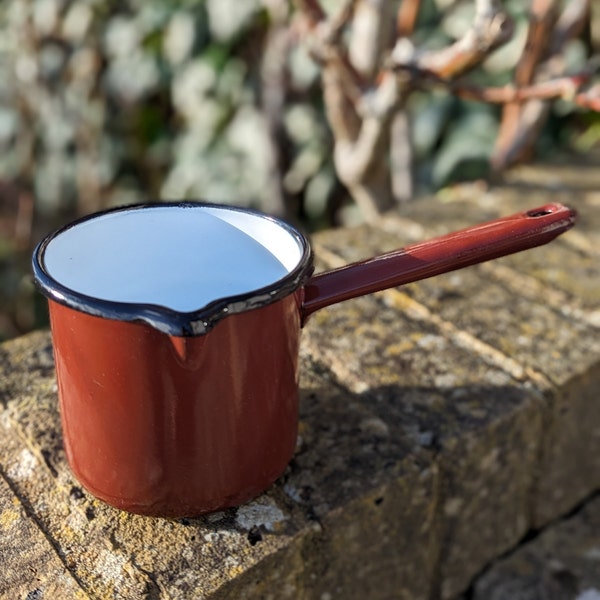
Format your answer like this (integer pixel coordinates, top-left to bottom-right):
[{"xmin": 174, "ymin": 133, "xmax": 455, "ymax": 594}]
[
  {"xmin": 48, "ymin": 294, "xmax": 302, "ymax": 517},
  {"xmin": 33, "ymin": 202, "xmax": 312, "ymax": 516}
]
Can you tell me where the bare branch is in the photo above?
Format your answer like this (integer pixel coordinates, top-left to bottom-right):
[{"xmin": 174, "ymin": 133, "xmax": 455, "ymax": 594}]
[
  {"xmin": 295, "ymin": 0, "xmax": 326, "ymax": 25},
  {"xmin": 321, "ymin": 62, "xmax": 362, "ymax": 143},
  {"xmin": 297, "ymin": 0, "xmax": 357, "ymax": 47},
  {"xmin": 295, "ymin": 0, "xmax": 598, "ymax": 220},
  {"xmin": 492, "ymin": 0, "xmax": 591, "ymax": 172},
  {"xmin": 494, "ymin": 100, "xmax": 548, "ymax": 172},
  {"xmin": 349, "ymin": 0, "xmax": 395, "ymax": 78},
  {"xmin": 328, "ymin": 0, "xmax": 359, "ymax": 44},
  {"xmin": 389, "ymin": 62, "xmax": 598, "ymax": 105},
  {"xmin": 334, "ymin": 74, "xmax": 399, "ymax": 176},
  {"xmin": 515, "ymin": 0, "xmax": 558, "ymax": 86},
  {"xmin": 451, "ymin": 69, "xmax": 597, "ymax": 104},
  {"xmin": 573, "ymin": 84, "xmax": 600, "ymax": 111},
  {"xmin": 295, "ymin": 0, "xmax": 367, "ymax": 145},
  {"xmin": 391, "ymin": 1, "xmax": 422, "ymax": 205},
  {"xmin": 397, "ymin": 0, "xmax": 422, "ymax": 38},
  {"xmin": 295, "ymin": 0, "xmax": 365, "ymax": 99},
  {"xmin": 414, "ymin": 0, "xmax": 514, "ymax": 78},
  {"xmin": 550, "ymin": 0, "xmax": 591, "ymax": 54},
  {"xmin": 259, "ymin": 0, "xmax": 293, "ymax": 216},
  {"xmin": 493, "ymin": 0, "xmax": 558, "ymax": 172},
  {"xmin": 296, "ymin": 0, "xmax": 399, "ymax": 209}
]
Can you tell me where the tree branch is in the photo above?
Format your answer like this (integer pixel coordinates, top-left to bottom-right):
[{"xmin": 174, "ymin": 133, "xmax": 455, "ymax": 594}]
[
  {"xmin": 574, "ymin": 85, "xmax": 600, "ymax": 111},
  {"xmin": 295, "ymin": 0, "xmax": 597, "ymax": 220},
  {"xmin": 390, "ymin": 62, "xmax": 599, "ymax": 105},
  {"xmin": 450, "ymin": 69, "xmax": 597, "ymax": 104},
  {"xmin": 493, "ymin": 0, "xmax": 558, "ymax": 172},
  {"xmin": 412, "ymin": 0, "xmax": 514, "ymax": 78},
  {"xmin": 296, "ymin": 0, "xmax": 398, "ymax": 217},
  {"xmin": 549, "ymin": 0, "xmax": 591, "ymax": 54},
  {"xmin": 515, "ymin": 0, "xmax": 558, "ymax": 86},
  {"xmin": 491, "ymin": 0, "xmax": 591, "ymax": 172},
  {"xmin": 349, "ymin": 0, "xmax": 395, "ymax": 78},
  {"xmin": 295, "ymin": 0, "xmax": 326, "ymax": 25},
  {"xmin": 396, "ymin": 0, "xmax": 422, "ymax": 38}
]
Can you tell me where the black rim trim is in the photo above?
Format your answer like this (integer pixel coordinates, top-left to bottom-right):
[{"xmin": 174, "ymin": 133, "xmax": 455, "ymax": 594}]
[{"xmin": 32, "ymin": 201, "xmax": 314, "ymax": 336}]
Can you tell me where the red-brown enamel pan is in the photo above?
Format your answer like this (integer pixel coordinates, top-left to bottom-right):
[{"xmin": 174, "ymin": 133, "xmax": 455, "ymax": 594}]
[{"xmin": 32, "ymin": 202, "xmax": 575, "ymax": 517}]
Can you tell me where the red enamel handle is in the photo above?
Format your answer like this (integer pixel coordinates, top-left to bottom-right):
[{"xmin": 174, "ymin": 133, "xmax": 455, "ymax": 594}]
[{"xmin": 301, "ymin": 203, "xmax": 576, "ymax": 322}]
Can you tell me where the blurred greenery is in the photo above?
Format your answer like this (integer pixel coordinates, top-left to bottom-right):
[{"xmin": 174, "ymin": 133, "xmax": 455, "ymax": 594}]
[{"xmin": 0, "ymin": 0, "xmax": 596, "ymax": 340}]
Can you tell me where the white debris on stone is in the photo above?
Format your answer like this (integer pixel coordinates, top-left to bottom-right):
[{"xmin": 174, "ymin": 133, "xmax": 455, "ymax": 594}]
[
  {"xmin": 283, "ymin": 482, "xmax": 303, "ymax": 504},
  {"xmin": 359, "ymin": 417, "xmax": 390, "ymax": 438},
  {"xmin": 7, "ymin": 448, "xmax": 38, "ymax": 481},
  {"xmin": 434, "ymin": 373, "xmax": 459, "ymax": 388},
  {"xmin": 417, "ymin": 334, "xmax": 447, "ymax": 351},
  {"xmin": 235, "ymin": 498, "xmax": 287, "ymax": 532},
  {"xmin": 93, "ymin": 549, "xmax": 128, "ymax": 585}
]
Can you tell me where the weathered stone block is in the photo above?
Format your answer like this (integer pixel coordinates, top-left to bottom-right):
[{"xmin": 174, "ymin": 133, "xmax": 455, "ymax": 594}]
[
  {"xmin": 471, "ymin": 495, "xmax": 600, "ymax": 600},
  {"xmin": 0, "ymin": 468, "xmax": 86, "ymax": 599},
  {"xmin": 1, "ymin": 164, "xmax": 599, "ymax": 599},
  {"xmin": 303, "ymin": 291, "xmax": 545, "ymax": 599}
]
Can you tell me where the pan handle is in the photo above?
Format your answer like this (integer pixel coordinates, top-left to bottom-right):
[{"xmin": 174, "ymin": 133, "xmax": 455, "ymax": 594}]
[{"xmin": 301, "ymin": 203, "xmax": 577, "ymax": 323}]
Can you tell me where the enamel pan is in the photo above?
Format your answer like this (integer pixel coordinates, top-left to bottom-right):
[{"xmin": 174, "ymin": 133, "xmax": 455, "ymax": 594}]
[{"xmin": 32, "ymin": 202, "xmax": 576, "ymax": 517}]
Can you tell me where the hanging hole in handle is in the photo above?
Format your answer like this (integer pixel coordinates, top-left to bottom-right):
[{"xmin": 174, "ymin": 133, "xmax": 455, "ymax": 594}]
[{"xmin": 527, "ymin": 208, "xmax": 554, "ymax": 218}]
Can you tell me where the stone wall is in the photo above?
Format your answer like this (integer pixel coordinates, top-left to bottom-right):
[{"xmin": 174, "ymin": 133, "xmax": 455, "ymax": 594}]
[{"xmin": 0, "ymin": 160, "xmax": 599, "ymax": 599}]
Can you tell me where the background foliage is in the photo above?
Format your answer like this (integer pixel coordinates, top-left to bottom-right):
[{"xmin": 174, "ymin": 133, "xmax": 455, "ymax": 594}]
[{"xmin": 0, "ymin": 0, "xmax": 597, "ymax": 339}]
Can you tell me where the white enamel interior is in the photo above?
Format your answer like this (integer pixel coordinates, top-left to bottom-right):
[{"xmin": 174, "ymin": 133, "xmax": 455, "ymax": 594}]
[{"xmin": 42, "ymin": 205, "xmax": 304, "ymax": 312}]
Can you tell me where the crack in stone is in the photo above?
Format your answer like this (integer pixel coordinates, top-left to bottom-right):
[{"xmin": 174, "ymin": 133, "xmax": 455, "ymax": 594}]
[
  {"xmin": 461, "ymin": 487, "xmax": 600, "ymax": 599},
  {"xmin": 0, "ymin": 463, "xmax": 91, "ymax": 598},
  {"xmin": 127, "ymin": 554, "xmax": 163, "ymax": 599},
  {"xmin": 1, "ymin": 410, "xmax": 101, "ymax": 554}
]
